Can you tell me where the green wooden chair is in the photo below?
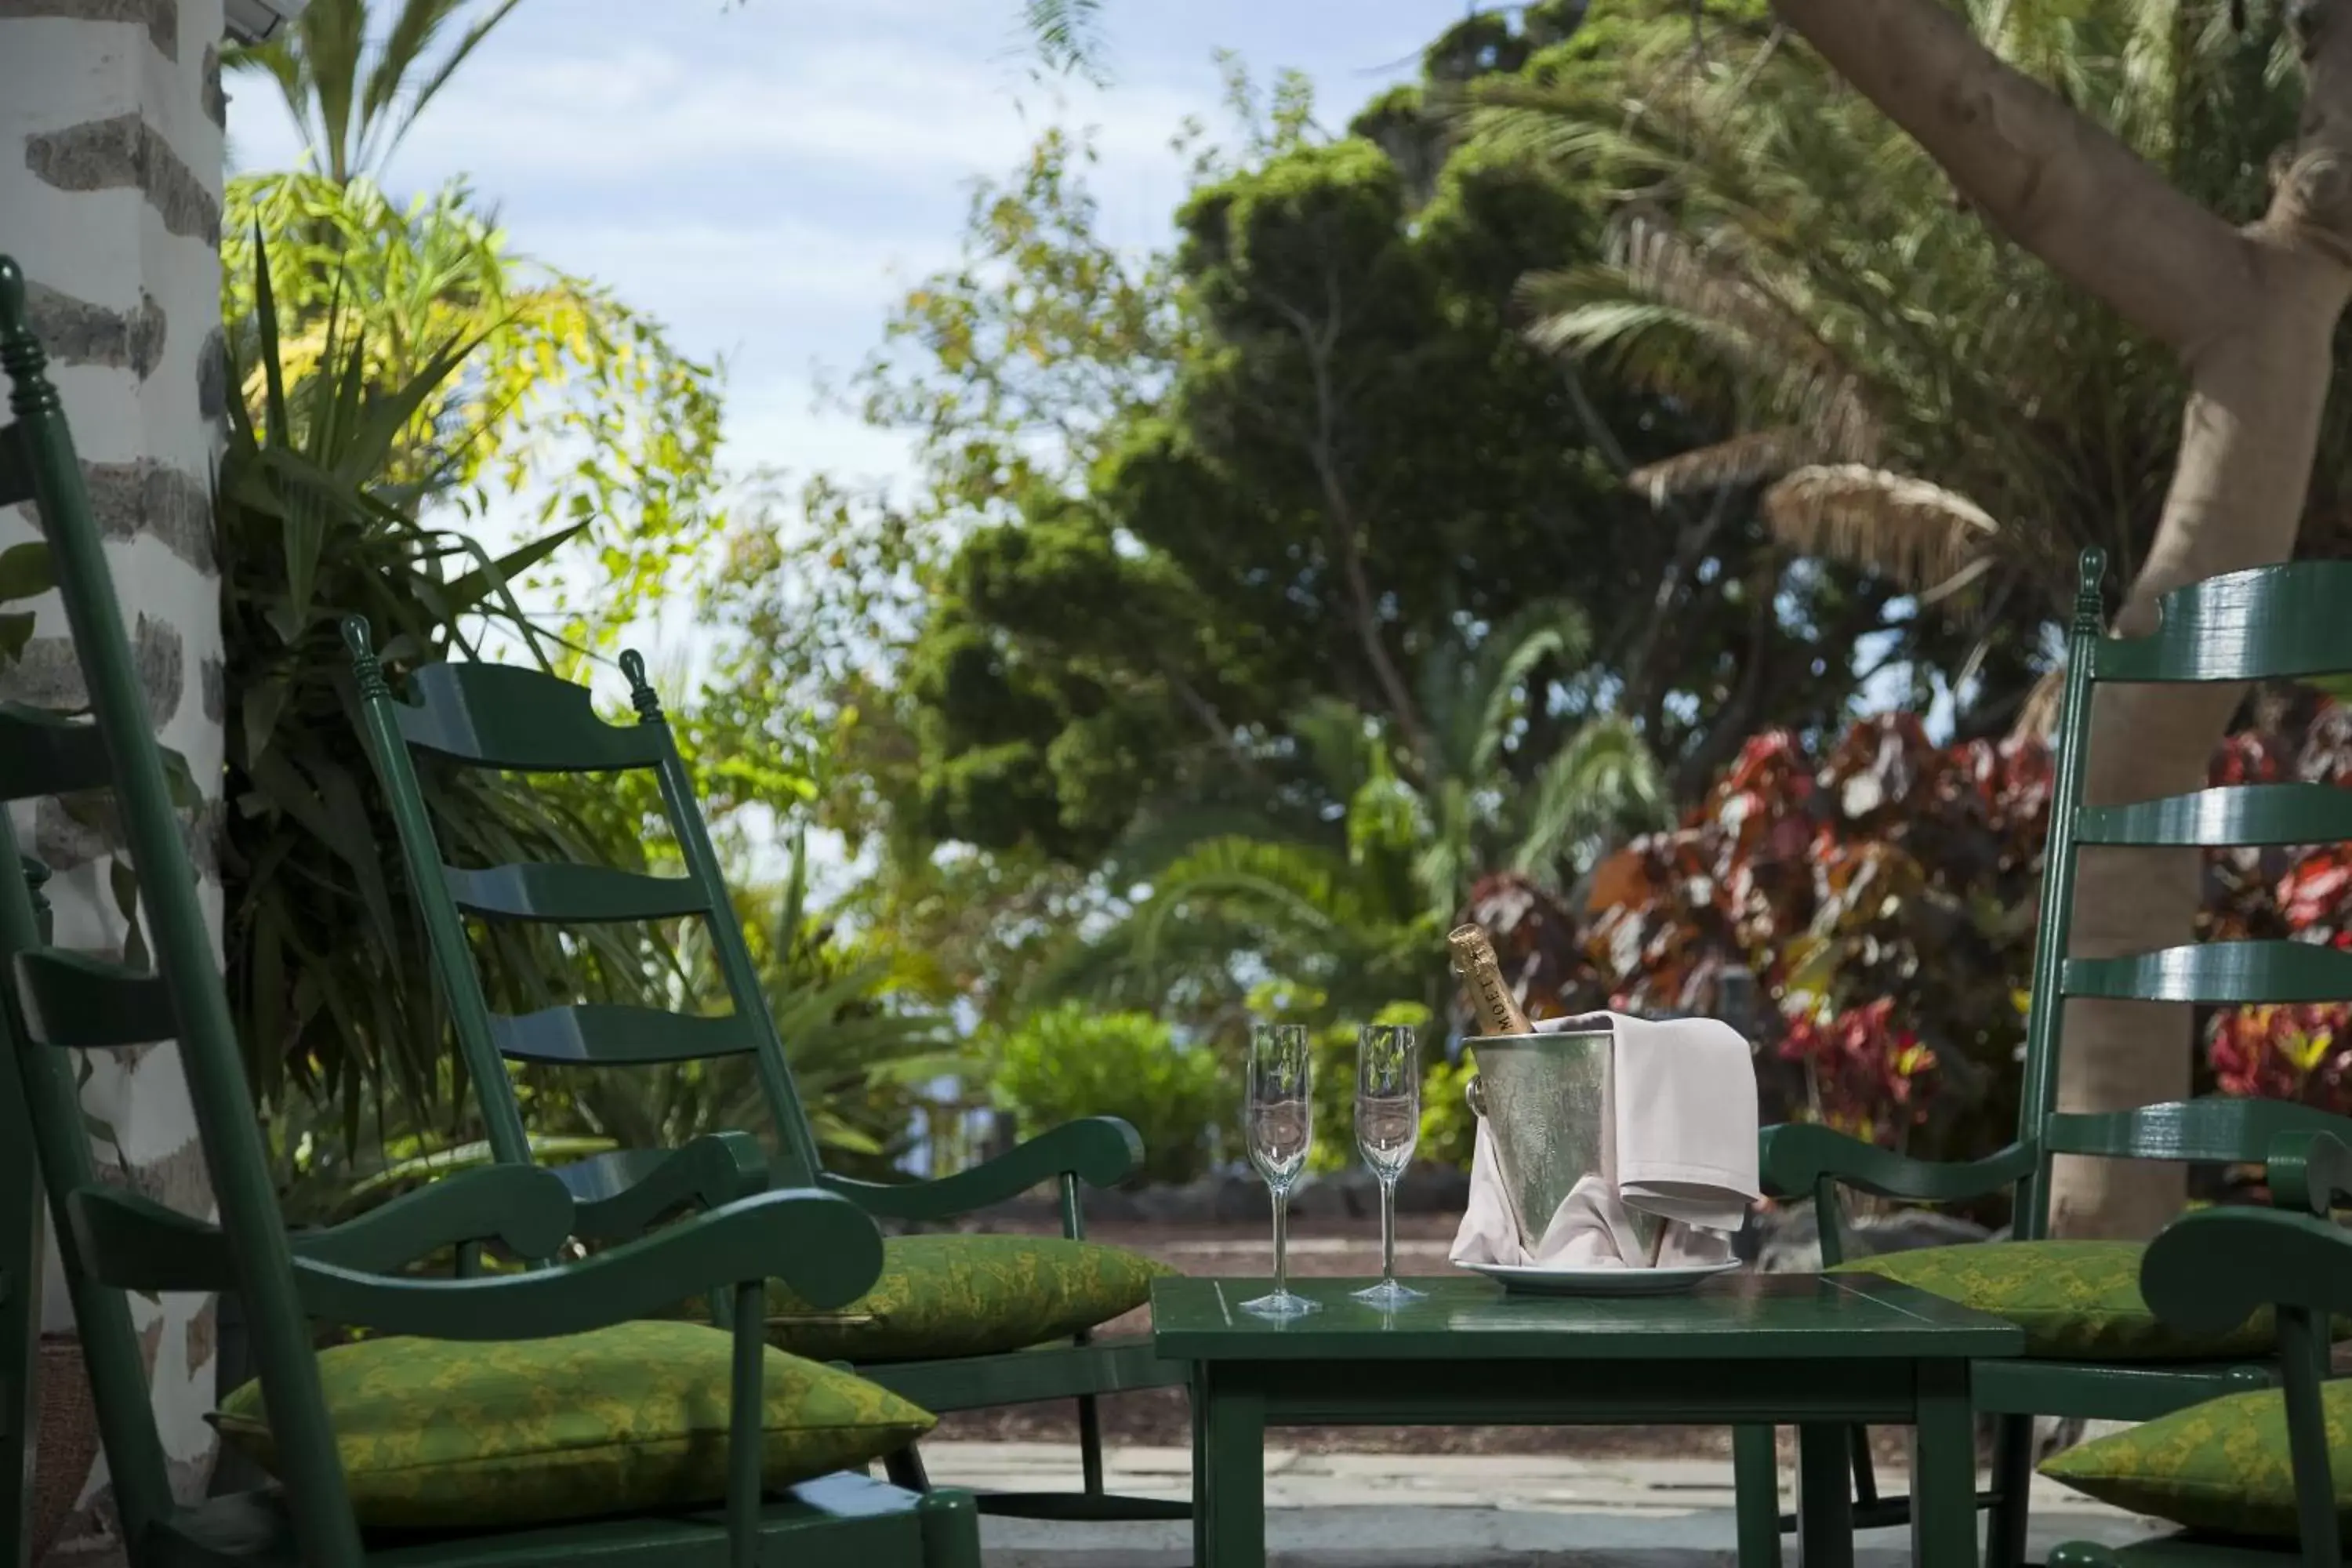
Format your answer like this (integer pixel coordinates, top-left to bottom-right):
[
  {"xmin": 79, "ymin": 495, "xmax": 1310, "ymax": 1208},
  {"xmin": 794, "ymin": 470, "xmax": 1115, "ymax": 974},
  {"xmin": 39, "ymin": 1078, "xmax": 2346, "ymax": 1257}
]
[
  {"xmin": 1732, "ymin": 547, "xmax": 2352, "ymax": 1568},
  {"xmin": 339, "ymin": 622, "xmax": 1189, "ymax": 1523},
  {"xmin": 0, "ymin": 252, "xmax": 984, "ymax": 1568},
  {"xmin": 2042, "ymin": 1148, "xmax": 2352, "ymax": 1568}
]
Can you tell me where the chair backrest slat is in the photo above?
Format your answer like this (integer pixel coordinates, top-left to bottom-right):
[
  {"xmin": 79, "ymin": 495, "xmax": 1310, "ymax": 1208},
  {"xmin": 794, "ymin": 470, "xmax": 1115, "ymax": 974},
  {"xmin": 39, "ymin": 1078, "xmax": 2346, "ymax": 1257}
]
[
  {"xmin": 2063, "ymin": 942, "xmax": 2352, "ymax": 1007},
  {"xmin": 0, "ymin": 704, "xmax": 111, "ymax": 801},
  {"xmin": 397, "ymin": 662, "xmax": 673, "ymax": 771},
  {"xmin": 1, "ymin": 255, "xmax": 369, "ymax": 1564},
  {"xmin": 445, "ymin": 862, "xmax": 712, "ymax": 924},
  {"xmin": 2092, "ymin": 562, "xmax": 2352, "ymax": 684},
  {"xmin": 490, "ymin": 1004, "xmax": 763, "ymax": 1066},
  {"xmin": 13, "ymin": 950, "xmax": 176, "ymax": 1049},
  {"xmin": 343, "ymin": 623, "xmax": 827, "ymax": 1188},
  {"xmin": 2075, "ymin": 783, "xmax": 2352, "ymax": 849}
]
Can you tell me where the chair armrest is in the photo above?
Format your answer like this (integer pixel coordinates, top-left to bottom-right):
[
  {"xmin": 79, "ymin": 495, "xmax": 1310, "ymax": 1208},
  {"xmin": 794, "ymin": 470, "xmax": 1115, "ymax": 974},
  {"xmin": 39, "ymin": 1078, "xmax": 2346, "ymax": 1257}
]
[
  {"xmin": 566, "ymin": 1132, "xmax": 771, "ymax": 1242},
  {"xmin": 81, "ymin": 1186, "xmax": 885, "ymax": 1341},
  {"xmin": 2264, "ymin": 1130, "xmax": 2352, "ymax": 1217},
  {"xmin": 817, "ymin": 1116, "xmax": 1143, "ymax": 1221},
  {"xmin": 2141, "ymin": 1206, "xmax": 2352, "ymax": 1334},
  {"xmin": 67, "ymin": 1166, "xmax": 577, "ymax": 1288},
  {"xmin": 1759, "ymin": 1123, "xmax": 2036, "ymax": 1202},
  {"xmin": 296, "ymin": 1165, "xmax": 577, "ymax": 1270}
]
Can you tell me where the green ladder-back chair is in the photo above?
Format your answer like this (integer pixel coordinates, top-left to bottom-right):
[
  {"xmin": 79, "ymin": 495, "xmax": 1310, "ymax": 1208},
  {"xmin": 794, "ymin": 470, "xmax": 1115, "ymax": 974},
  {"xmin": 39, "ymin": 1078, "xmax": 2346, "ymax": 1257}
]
[
  {"xmin": 339, "ymin": 626, "xmax": 1189, "ymax": 1523},
  {"xmin": 0, "ymin": 253, "xmax": 983, "ymax": 1568},
  {"xmin": 1732, "ymin": 547, "xmax": 2352, "ymax": 1568},
  {"xmin": 2041, "ymin": 1146, "xmax": 2352, "ymax": 1568}
]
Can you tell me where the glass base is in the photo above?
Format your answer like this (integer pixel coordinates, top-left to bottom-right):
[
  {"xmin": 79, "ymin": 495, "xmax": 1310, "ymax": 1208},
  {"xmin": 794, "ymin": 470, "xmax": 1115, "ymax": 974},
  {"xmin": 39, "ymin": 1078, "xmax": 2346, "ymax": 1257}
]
[
  {"xmin": 1350, "ymin": 1277, "xmax": 1426, "ymax": 1309},
  {"xmin": 1239, "ymin": 1288, "xmax": 1323, "ymax": 1319}
]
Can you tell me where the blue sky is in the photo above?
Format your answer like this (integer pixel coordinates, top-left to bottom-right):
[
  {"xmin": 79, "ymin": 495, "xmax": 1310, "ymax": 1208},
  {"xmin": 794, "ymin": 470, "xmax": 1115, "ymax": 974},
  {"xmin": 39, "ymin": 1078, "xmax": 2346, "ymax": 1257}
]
[{"xmin": 227, "ymin": 2, "xmax": 1477, "ymax": 516}]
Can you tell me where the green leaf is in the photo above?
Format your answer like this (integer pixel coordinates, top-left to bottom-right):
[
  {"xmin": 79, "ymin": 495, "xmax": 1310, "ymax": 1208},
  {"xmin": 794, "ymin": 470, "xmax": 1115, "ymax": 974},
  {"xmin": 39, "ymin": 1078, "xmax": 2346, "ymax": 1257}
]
[
  {"xmin": 0, "ymin": 541, "xmax": 54, "ymax": 604},
  {"xmin": 0, "ymin": 612, "xmax": 34, "ymax": 664}
]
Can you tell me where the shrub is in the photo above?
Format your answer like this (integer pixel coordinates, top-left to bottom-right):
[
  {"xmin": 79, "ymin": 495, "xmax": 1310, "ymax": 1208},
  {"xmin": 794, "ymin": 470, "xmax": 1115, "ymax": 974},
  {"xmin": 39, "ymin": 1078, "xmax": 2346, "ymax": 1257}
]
[{"xmin": 990, "ymin": 1003, "xmax": 1223, "ymax": 1185}]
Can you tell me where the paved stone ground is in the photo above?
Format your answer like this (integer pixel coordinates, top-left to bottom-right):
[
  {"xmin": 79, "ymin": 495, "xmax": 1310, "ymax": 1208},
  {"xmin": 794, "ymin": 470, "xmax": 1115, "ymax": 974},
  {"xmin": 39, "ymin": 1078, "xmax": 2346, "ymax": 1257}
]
[{"xmin": 924, "ymin": 1443, "xmax": 2166, "ymax": 1566}]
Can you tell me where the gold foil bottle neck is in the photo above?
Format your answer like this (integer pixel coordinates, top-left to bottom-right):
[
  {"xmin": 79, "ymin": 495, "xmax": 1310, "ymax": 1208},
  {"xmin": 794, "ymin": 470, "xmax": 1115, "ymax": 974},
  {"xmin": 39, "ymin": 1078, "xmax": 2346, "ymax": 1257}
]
[{"xmin": 1448, "ymin": 922, "xmax": 1533, "ymax": 1036}]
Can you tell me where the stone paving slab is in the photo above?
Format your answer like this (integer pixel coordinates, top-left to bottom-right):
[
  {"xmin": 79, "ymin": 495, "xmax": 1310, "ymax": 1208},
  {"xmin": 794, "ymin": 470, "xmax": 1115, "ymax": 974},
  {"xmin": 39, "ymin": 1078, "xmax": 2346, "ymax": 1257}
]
[{"xmin": 921, "ymin": 1443, "xmax": 2169, "ymax": 1567}]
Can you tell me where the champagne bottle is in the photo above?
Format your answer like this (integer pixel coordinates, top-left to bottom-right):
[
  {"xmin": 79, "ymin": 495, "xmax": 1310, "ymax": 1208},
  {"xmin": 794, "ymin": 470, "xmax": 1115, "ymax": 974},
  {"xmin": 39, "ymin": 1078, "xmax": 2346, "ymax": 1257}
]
[{"xmin": 1448, "ymin": 923, "xmax": 1533, "ymax": 1036}]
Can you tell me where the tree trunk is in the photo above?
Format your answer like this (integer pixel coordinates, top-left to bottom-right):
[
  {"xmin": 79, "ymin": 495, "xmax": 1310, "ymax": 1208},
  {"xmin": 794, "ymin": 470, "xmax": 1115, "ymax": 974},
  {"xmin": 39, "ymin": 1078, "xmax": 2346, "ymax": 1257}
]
[
  {"xmin": 0, "ymin": 0, "xmax": 230, "ymax": 1552},
  {"xmin": 1765, "ymin": 0, "xmax": 2352, "ymax": 1240}
]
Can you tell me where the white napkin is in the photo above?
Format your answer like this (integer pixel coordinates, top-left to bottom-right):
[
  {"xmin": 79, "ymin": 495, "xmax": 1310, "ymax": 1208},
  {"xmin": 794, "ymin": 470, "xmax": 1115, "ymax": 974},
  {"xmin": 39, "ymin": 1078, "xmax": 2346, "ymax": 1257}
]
[{"xmin": 1450, "ymin": 1011, "xmax": 1760, "ymax": 1270}]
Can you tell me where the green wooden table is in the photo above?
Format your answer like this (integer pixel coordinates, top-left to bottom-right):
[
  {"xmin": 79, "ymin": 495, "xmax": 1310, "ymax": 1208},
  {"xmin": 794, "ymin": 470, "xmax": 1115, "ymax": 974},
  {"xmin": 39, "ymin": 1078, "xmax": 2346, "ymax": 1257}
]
[{"xmin": 1153, "ymin": 1272, "xmax": 2025, "ymax": 1568}]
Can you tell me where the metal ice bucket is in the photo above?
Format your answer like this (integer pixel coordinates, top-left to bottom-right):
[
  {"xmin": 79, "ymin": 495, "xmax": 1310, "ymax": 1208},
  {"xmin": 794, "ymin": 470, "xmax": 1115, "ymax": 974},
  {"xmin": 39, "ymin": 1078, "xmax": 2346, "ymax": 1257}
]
[{"xmin": 1465, "ymin": 1028, "xmax": 1662, "ymax": 1257}]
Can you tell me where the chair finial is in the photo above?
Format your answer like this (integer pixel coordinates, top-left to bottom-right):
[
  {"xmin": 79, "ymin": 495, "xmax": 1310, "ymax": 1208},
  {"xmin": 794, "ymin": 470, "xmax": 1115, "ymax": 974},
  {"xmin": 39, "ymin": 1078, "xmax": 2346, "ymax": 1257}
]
[
  {"xmin": 0, "ymin": 256, "xmax": 59, "ymax": 416},
  {"xmin": 2074, "ymin": 548, "xmax": 2107, "ymax": 635},
  {"xmin": 0, "ymin": 257, "xmax": 25, "ymax": 332},
  {"xmin": 341, "ymin": 615, "xmax": 392, "ymax": 699},
  {"xmin": 619, "ymin": 649, "xmax": 662, "ymax": 723}
]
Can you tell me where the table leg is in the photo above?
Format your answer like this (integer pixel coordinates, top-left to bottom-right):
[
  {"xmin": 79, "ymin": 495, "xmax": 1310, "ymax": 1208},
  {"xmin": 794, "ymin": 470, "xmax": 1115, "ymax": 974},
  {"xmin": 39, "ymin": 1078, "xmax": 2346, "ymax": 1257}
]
[
  {"xmin": 1796, "ymin": 1425, "xmax": 1853, "ymax": 1568},
  {"xmin": 1199, "ymin": 1368, "xmax": 1267, "ymax": 1568},
  {"xmin": 1911, "ymin": 1362, "xmax": 1978, "ymax": 1568},
  {"xmin": 1733, "ymin": 1425, "xmax": 1784, "ymax": 1568},
  {"xmin": 1189, "ymin": 1365, "xmax": 1209, "ymax": 1568}
]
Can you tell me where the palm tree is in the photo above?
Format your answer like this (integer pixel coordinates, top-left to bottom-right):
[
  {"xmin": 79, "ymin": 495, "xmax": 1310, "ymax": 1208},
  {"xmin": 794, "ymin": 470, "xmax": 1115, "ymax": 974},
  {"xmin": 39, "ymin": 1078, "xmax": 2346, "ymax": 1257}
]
[
  {"xmin": 230, "ymin": 0, "xmax": 526, "ymax": 186},
  {"xmin": 1468, "ymin": 0, "xmax": 2341, "ymax": 728},
  {"xmin": 1040, "ymin": 601, "xmax": 1670, "ymax": 1018}
]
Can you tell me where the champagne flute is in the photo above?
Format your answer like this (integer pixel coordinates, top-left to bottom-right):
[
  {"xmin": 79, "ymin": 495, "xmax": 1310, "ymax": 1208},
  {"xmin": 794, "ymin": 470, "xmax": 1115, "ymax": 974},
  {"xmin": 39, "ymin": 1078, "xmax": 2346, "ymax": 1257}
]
[
  {"xmin": 1241, "ymin": 1023, "xmax": 1319, "ymax": 1319},
  {"xmin": 1350, "ymin": 1023, "xmax": 1425, "ymax": 1308}
]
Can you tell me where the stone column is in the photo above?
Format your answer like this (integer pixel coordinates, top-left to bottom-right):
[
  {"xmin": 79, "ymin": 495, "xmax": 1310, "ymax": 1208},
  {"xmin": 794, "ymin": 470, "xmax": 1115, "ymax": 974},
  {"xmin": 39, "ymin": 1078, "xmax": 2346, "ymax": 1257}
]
[{"xmin": 0, "ymin": 0, "xmax": 228, "ymax": 1554}]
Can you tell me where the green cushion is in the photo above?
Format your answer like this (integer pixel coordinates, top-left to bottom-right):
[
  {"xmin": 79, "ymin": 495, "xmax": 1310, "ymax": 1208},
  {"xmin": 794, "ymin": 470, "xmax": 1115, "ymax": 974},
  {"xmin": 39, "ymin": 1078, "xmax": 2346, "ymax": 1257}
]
[
  {"xmin": 2040, "ymin": 1377, "xmax": 2352, "ymax": 1538},
  {"xmin": 214, "ymin": 1320, "xmax": 935, "ymax": 1529},
  {"xmin": 1830, "ymin": 1240, "xmax": 2320, "ymax": 1359},
  {"xmin": 754, "ymin": 1233, "xmax": 1176, "ymax": 1363}
]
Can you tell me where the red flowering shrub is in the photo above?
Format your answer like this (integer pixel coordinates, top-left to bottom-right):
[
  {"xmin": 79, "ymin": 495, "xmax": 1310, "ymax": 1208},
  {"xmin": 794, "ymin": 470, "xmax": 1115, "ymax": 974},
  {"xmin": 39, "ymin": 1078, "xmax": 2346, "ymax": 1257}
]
[
  {"xmin": 1559, "ymin": 714, "xmax": 2052, "ymax": 1158},
  {"xmin": 1475, "ymin": 688, "xmax": 2352, "ymax": 1167}
]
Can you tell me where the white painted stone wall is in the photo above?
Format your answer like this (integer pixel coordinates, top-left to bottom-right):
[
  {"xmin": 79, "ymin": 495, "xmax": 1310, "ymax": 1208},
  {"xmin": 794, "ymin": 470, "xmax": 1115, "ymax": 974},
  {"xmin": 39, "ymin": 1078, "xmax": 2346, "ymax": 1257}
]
[{"xmin": 0, "ymin": 0, "xmax": 229, "ymax": 1555}]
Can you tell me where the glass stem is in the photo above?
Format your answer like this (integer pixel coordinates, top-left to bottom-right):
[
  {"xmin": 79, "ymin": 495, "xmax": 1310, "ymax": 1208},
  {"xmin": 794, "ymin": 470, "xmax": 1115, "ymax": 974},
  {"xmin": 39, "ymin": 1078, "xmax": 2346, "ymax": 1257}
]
[
  {"xmin": 1273, "ymin": 1189, "xmax": 1289, "ymax": 1298},
  {"xmin": 1381, "ymin": 1177, "xmax": 1397, "ymax": 1284}
]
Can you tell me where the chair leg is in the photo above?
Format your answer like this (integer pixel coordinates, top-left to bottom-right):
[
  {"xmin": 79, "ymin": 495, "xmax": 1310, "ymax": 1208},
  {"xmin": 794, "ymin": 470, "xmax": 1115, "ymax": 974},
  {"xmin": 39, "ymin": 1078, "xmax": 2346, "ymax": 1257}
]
[
  {"xmin": 885, "ymin": 1445, "xmax": 932, "ymax": 1494},
  {"xmin": 1847, "ymin": 1424, "xmax": 1881, "ymax": 1512},
  {"xmin": 916, "ymin": 1486, "xmax": 984, "ymax": 1568},
  {"xmin": 1732, "ymin": 1424, "xmax": 1784, "ymax": 1568},
  {"xmin": 1076, "ymin": 1394, "xmax": 1105, "ymax": 1496},
  {"xmin": 1, "ymin": 1133, "xmax": 39, "ymax": 1568},
  {"xmin": 1984, "ymin": 1412, "xmax": 2036, "ymax": 1568}
]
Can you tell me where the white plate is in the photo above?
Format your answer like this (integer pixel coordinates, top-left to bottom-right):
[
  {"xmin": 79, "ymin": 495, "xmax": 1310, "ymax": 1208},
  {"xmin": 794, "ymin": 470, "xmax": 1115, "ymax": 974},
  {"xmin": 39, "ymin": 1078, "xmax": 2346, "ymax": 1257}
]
[{"xmin": 1457, "ymin": 1259, "xmax": 1742, "ymax": 1297}]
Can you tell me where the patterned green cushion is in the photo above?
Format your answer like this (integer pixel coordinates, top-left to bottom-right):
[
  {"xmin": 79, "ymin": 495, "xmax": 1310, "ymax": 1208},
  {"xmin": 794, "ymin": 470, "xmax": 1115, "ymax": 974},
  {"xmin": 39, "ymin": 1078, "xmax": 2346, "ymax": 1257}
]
[
  {"xmin": 1830, "ymin": 1240, "xmax": 2318, "ymax": 1359},
  {"xmin": 753, "ymin": 1234, "xmax": 1176, "ymax": 1363},
  {"xmin": 2040, "ymin": 1377, "xmax": 2352, "ymax": 1538},
  {"xmin": 214, "ymin": 1320, "xmax": 935, "ymax": 1529}
]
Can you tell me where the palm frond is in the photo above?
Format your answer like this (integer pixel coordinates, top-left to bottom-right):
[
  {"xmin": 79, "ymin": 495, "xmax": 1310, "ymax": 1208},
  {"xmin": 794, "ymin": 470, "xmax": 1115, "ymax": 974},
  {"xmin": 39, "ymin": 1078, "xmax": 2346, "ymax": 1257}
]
[
  {"xmin": 1625, "ymin": 427, "xmax": 1806, "ymax": 502},
  {"xmin": 1023, "ymin": 0, "xmax": 1107, "ymax": 80},
  {"xmin": 1761, "ymin": 465, "xmax": 2000, "ymax": 597},
  {"xmin": 1512, "ymin": 715, "xmax": 1668, "ymax": 884}
]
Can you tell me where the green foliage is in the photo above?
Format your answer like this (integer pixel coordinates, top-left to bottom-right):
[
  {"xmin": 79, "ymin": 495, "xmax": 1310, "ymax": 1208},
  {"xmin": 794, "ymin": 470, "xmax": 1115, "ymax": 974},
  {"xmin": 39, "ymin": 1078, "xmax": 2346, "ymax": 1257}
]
[
  {"xmin": 1472, "ymin": 0, "xmax": 2346, "ymax": 715},
  {"xmin": 1036, "ymin": 601, "xmax": 1670, "ymax": 1027},
  {"xmin": 214, "ymin": 238, "xmax": 635, "ymax": 1125},
  {"xmin": 226, "ymin": 172, "xmax": 725, "ymax": 648},
  {"xmin": 0, "ymin": 536, "xmax": 53, "ymax": 665},
  {"xmin": 989, "ymin": 1003, "xmax": 1223, "ymax": 1185}
]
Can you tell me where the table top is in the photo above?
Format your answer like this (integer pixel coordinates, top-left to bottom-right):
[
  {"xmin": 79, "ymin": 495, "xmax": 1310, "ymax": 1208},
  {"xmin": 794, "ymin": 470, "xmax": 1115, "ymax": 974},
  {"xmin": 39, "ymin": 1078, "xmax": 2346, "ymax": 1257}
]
[{"xmin": 1150, "ymin": 1272, "xmax": 2024, "ymax": 1363}]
